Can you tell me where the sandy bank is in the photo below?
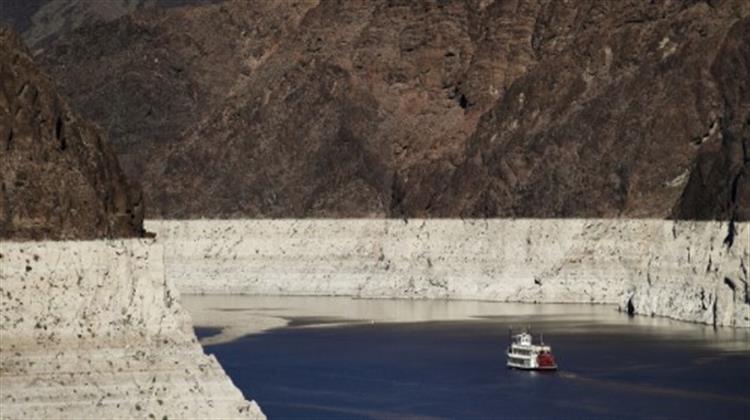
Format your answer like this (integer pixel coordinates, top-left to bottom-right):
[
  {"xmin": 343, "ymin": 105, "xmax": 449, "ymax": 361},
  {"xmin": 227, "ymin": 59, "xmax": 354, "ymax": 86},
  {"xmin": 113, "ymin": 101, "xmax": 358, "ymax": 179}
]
[
  {"xmin": 182, "ymin": 295, "xmax": 750, "ymax": 353},
  {"xmin": 148, "ymin": 219, "xmax": 749, "ymax": 328},
  {"xmin": 0, "ymin": 240, "xmax": 264, "ymax": 419}
]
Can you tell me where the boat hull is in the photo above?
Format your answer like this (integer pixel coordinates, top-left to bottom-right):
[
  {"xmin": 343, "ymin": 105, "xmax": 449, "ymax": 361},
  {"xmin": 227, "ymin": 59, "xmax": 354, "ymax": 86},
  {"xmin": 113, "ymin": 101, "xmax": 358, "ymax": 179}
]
[{"xmin": 507, "ymin": 363, "xmax": 558, "ymax": 371}]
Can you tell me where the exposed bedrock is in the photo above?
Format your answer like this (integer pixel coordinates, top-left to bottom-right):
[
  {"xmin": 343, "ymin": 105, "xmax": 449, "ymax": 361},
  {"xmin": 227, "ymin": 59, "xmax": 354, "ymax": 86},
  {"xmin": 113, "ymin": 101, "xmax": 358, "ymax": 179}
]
[
  {"xmin": 0, "ymin": 239, "xmax": 265, "ymax": 419},
  {"xmin": 147, "ymin": 219, "xmax": 749, "ymax": 328},
  {"xmin": 1, "ymin": 26, "xmax": 261, "ymax": 419},
  {"xmin": 36, "ymin": 0, "xmax": 750, "ymax": 220},
  {"xmin": 0, "ymin": 29, "xmax": 144, "ymax": 240}
]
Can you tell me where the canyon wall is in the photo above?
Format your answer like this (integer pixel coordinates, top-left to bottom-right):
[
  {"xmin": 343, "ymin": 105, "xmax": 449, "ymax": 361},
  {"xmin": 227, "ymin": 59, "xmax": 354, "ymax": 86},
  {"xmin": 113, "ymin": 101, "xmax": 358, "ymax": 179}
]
[
  {"xmin": 147, "ymin": 219, "xmax": 749, "ymax": 328},
  {"xmin": 34, "ymin": 0, "xmax": 750, "ymax": 220},
  {"xmin": 1, "ymin": 28, "xmax": 262, "ymax": 419},
  {"xmin": 0, "ymin": 239, "xmax": 264, "ymax": 419}
]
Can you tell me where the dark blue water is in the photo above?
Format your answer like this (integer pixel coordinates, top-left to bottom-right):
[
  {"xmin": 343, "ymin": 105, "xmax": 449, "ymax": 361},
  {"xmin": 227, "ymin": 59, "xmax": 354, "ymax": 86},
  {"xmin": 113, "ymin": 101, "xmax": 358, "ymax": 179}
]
[{"xmin": 198, "ymin": 312, "xmax": 750, "ymax": 419}]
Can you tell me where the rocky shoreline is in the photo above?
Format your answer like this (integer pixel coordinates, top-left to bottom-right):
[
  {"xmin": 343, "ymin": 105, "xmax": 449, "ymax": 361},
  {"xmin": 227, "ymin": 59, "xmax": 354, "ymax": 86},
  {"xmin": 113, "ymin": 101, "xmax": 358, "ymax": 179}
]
[
  {"xmin": 4, "ymin": 2, "xmax": 746, "ymax": 416},
  {"xmin": 1, "ymin": 27, "xmax": 265, "ymax": 419},
  {"xmin": 148, "ymin": 219, "xmax": 749, "ymax": 328},
  {"xmin": 1, "ymin": 219, "xmax": 746, "ymax": 417},
  {"xmin": 0, "ymin": 239, "xmax": 264, "ymax": 419}
]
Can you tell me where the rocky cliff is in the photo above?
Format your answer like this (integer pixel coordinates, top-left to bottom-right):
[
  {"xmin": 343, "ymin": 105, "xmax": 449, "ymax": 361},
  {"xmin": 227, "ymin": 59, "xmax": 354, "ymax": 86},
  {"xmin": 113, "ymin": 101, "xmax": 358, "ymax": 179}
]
[
  {"xmin": 0, "ymin": 239, "xmax": 265, "ymax": 419},
  {"xmin": 446, "ymin": 6, "xmax": 750, "ymax": 221},
  {"xmin": 32, "ymin": 0, "xmax": 750, "ymax": 220},
  {"xmin": 0, "ymin": 27, "xmax": 264, "ymax": 419},
  {"xmin": 0, "ymin": 29, "xmax": 144, "ymax": 239},
  {"xmin": 147, "ymin": 219, "xmax": 750, "ymax": 328}
]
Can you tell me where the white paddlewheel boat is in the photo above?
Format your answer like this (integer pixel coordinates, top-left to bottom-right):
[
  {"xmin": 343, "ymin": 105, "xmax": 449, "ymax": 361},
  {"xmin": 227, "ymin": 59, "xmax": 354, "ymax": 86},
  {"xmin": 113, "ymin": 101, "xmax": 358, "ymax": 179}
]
[{"xmin": 506, "ymin": 330, "xmax": 558, "ymax": 371}]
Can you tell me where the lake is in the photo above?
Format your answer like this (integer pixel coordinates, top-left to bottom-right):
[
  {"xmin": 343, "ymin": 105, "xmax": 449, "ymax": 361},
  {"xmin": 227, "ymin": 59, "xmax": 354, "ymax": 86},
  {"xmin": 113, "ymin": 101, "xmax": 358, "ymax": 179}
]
[{"xmin": 186, "ymin": 296, "xmax": 750, "ymax": 419}]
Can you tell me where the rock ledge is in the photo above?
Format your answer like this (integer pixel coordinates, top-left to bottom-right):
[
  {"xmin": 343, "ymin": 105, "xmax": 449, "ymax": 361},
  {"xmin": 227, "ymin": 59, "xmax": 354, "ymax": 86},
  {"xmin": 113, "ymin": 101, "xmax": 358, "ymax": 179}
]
[{"xmin": 0, "ymin": 239, "xmax": 264, "ymax": 419}]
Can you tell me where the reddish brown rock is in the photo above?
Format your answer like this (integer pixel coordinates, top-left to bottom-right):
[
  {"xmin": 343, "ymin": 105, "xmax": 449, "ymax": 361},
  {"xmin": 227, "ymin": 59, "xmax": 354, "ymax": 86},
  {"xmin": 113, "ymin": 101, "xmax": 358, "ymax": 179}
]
[
  {"xmin": 439, "ymin": 1, "xmax": 750, "ymax": 220},
  {"xmin": 673, "ymin": 16, "xmax": 750, "ymax": 222},
  {"xmin": 0, "ymin": 29, "xmax": 144, "ymax": 240},
  {"xmin": 33, "ymin": 0, "xmax": 750, "ymax": 220}
]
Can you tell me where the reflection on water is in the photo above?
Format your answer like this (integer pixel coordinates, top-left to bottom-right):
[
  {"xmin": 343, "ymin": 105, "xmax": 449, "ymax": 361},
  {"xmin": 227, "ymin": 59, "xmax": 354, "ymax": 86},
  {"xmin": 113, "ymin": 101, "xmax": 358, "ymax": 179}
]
[{"xmin": 187, "ymin": 296, "xmax": 750, "ymax": 419}]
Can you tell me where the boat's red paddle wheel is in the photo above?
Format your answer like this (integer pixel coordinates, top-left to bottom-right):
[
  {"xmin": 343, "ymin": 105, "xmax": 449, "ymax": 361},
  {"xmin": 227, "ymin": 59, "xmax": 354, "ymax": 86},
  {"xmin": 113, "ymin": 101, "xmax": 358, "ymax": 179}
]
[{"xmin": 536, "ymin": 350, "xmax": 557, "ymax": 370}]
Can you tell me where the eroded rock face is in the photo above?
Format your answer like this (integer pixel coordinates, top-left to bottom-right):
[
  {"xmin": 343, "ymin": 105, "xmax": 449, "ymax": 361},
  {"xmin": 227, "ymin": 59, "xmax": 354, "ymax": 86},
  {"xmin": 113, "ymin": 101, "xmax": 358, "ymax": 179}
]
[
  {"xmin": 34, "ymin": 0, "xmax": 750, "ymax": 220},
  {"xmin": 0, "ymin": 29, "xmax": 144, "ymax": 240},
  {"xmin": 147, "ymin": 219, "xmax": 750, "ymax": 328},
  {"xmin": 442, "ymin": 1, "xmax": 750, "ymax": 219},
  {"xmin": 0, "ymin": 239, "xmax": 265, "ymax": 419},
  {"xmin": 673, "ymin": 16, "xmax": 750, "ymax": 222}
]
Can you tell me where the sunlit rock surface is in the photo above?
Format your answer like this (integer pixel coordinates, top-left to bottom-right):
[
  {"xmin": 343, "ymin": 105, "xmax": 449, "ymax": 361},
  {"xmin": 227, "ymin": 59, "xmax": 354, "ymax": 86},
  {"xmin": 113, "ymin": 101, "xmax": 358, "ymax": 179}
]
[
  {"xmin": 148, "ymin": 219, "xmax": 749, "ymax": 328},
  {"xmin": 1, "ymin": 26, "xmax": 262, "ymax": 419},
  {"xmin": 0, "ymin": 240, "xmax": 265, "ymax": 419}
]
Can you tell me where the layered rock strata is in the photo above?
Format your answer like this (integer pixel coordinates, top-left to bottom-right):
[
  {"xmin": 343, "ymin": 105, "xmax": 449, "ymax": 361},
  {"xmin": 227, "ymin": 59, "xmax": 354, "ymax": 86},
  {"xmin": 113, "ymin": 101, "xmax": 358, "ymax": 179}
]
[
  {"xmin": 0, "ymin": 239, "xmax": 265, "ymax": 419},
  {"xmin": 147, "ymin": 219, "xmax": 750, "ymax": 328}
]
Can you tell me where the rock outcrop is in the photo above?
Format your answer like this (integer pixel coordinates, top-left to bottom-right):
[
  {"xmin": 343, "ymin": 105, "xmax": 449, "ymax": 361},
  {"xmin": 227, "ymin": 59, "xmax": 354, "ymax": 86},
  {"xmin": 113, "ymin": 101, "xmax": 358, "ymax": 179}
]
[
  {"xmin": 32, "ymin": 0, "xmax": 750, "ymax": 220},
  {"xmin": 0, "ymin": 239, "xmax": 265, "ymax": 419},
  {"xmin": 0, "ymin": 27, "xmax": 264, "ymax": 419},
  {"xmin": 147, "ymin": 219, "xmax": 750, "ymax": 328},
  {"xmin": 0, "ymin": 29, "xmax": 144, "ymax": 240},
  {"xmin": 444, "ymin": 2, "xmax": 750, "ymax": 220},
  {"xmin": 672, "ymin": 16, "xmax": 750, "ymax": 222}
]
